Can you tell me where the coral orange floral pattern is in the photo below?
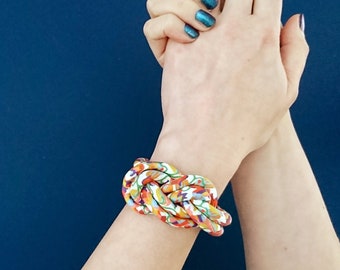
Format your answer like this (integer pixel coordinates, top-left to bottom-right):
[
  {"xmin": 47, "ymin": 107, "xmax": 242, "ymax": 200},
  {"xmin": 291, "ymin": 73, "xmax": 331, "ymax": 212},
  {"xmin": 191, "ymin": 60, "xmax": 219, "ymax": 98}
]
[{"xmin": 122, "ymin": 158, "xmax": 232, "ymax": 236}]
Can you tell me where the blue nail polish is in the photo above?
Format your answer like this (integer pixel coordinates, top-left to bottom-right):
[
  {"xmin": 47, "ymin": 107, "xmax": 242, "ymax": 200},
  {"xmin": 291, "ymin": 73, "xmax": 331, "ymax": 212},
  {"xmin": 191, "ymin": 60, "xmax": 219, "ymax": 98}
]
[
  {"xmin": 184, "ymin": 24, "xmax": 199, "ymax": 39},
  {"xmin": 299, "ymin": 14, "xmax": 305, "ymax": 33},
  {"xmin": 201, "ymin": 0, "xmax": 218, "ymax": 10},
  {"xmin": 195, "ymin": 10, "xmax": 216, "ymax": 28}
]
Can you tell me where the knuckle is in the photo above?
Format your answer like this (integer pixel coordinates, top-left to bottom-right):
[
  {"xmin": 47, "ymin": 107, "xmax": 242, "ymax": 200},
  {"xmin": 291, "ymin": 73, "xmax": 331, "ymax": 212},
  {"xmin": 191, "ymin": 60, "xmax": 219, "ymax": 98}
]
[
  {"xmin": 143, "ymin": 19, "xmax": 152, "ymax": 37},
  {"xmin": 287, "ymin": 85, "xmax": 299, "ymax": 105},
  {"xmin": 303, "ymin": 39, "xmax": 310, "ymax": 54},
  {"xmin": 254, "ymin": 18, "xmax": 280, "ymax": 46},
  {"xmin": 220, "ymin": 21, "xmax": 242, "ymax": 41},
  {"xmin": 146, "ymin": 0, "xmax": 156, "ymax": 15},
  {"xmin": 261, "ymin": 27, "xmax": 278, "ymax": 46},
  {"xmin": 175, "ymin": 0, "xmax": 186, "ymax": 10},
  {"xmin": 163, "ymin": 13, "xmax": 177, "ymax": 28},
  {"xmin": 296, "ymin": 38, "xmax": 310, "ymax": 58},
  {"xmin": 289, "ymin": 88, "xmax": 299, "ymax": 103}
]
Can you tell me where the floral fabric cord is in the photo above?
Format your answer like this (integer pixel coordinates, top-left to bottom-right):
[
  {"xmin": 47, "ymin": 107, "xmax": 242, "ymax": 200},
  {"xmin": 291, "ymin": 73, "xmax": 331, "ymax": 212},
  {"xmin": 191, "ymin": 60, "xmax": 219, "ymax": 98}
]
[{"xmin": 122, "ymin": 158, "xmax": 232, "ymax": 236}]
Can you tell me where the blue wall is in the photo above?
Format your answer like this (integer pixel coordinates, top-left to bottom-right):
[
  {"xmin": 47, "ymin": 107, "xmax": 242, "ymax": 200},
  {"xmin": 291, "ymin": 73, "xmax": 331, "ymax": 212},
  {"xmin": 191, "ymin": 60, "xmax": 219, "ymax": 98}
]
[{"xmin": 0, "ymin": 1, "xmax": 339, "ymax": 269}]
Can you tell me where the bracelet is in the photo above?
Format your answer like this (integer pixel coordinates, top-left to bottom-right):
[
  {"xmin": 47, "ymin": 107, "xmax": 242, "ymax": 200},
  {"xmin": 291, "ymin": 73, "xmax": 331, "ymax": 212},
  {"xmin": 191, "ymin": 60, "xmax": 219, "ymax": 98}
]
[{"xmin": 122, "ymin": 158, "xmax": 231, "ymax": 236}]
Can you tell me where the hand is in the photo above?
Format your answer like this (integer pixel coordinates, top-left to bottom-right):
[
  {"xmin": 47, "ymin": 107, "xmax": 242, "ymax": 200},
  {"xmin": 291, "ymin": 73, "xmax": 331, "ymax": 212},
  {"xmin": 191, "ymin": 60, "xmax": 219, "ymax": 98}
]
[
  {"xmin": 154, "ymin": 1, "xmax": 309, "ymax": 168},
  {"xmin": 144, "ymin": 0, "xmax": 223, "ymax": 66}
]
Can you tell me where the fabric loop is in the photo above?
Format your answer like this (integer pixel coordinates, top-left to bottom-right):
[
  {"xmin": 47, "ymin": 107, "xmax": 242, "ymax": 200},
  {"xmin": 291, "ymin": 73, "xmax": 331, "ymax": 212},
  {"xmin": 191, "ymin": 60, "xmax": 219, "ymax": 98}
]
[{"xmin": 122, "ymin": 158, "xmax": 232, "ymax": 236}]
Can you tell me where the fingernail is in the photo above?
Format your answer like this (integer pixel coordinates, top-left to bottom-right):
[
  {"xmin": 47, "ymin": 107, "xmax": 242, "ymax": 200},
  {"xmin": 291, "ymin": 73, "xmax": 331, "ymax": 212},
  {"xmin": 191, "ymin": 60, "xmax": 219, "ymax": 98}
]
[
  {"xmin": 195, "ymin": 10, "xmax": 216, "ymax": 28},
  {"xmin": 184, "ymin": 24, "xmax": 199, "ymax": 39},
  {"xmin": 299, "ymin": 14, "xmax": 305, "ymax": 33},
  {"xmin": 201, "ymin": 0, "xmax": 218, "ymax": 10}
]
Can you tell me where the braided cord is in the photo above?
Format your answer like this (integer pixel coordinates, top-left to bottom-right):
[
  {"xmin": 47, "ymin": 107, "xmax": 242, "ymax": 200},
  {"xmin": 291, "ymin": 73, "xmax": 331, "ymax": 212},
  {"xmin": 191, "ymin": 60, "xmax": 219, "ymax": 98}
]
[{"xmin": 122, "ymin": 158, "xmax": 232, "ymax": 236}]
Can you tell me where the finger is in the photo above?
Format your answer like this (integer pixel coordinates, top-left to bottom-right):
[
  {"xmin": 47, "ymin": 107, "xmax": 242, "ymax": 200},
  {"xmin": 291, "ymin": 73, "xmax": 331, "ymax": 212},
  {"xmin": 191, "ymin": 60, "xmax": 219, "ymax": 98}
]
[
  {"xmin": 280, "ymin": 14, "xmax": 309, "ymax": 103},
  {"xmin": 146, "ymin": 0, "xmax": 216, "ymax": 31},
  {"xmin": 193, "ymin": 0, "xmax": 222, "ymax": 16},
  {"xmin": 199, "ymin": 0, "xmax": 219, "ymax": 10},
  {"xmin": 144, "ymin": 15, "xmax": 199, "ymax": 67},
  {"xmin": 222, "ymin": 0, "xmax": 254, "ymax": 15},
  {"xmin": 252, "ymin": 0, "xmax": 282, "ymax": 19}
]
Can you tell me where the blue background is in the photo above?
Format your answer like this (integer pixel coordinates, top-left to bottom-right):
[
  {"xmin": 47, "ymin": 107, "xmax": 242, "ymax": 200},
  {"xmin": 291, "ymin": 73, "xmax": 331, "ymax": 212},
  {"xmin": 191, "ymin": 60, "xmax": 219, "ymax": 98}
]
[{"xmin": 0, "ymin": 1, "xmax": 339, "ymax": 269}]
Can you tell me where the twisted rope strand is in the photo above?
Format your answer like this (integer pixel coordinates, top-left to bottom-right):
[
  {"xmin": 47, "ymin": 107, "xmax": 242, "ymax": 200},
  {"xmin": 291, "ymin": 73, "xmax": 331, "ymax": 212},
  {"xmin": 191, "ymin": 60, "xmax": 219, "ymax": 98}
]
[{"xmin": 122, "ymin": 158, "xmax": 232, "ymax": 236}]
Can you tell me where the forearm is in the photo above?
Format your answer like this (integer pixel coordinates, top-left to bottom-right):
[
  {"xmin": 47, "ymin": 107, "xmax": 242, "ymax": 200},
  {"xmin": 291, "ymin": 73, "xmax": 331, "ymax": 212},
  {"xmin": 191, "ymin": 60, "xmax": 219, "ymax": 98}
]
[
  {"xmin": 83, "ymin": 135, "xmax": 243, "ymax": 270},
  {"xmin": 82, "ymin": 205, "xmax": 199, "ymax": 270},
  {"xmin": 232, "ymin": 113, "xmax": 340, "ymax": 269}
]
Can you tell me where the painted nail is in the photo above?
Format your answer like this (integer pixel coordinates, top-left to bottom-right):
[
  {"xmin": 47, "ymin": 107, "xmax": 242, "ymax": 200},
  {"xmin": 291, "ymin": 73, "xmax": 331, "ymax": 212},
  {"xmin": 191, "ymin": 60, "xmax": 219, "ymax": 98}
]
[
  {"xmin": 195, "ymin": 10, "xmax": 216, "ymax": 28},
  {"xmin": 299, "ymin": 14, "xmax": 305, "ymax": 33},
  {"xmin": 184, "ymin": 24, "xmax": 199, "ymax": 39},
  {"xmin": 201, "ymin": 0, "xmax": 218, "ymax": 10}
]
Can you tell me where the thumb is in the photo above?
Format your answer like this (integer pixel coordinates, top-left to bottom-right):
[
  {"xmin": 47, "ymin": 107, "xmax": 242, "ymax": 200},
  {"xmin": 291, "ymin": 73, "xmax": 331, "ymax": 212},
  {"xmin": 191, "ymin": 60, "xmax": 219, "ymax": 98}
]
[{"xmin": 281, "ymin": 14, "xmax": 310, "ymax": 96}]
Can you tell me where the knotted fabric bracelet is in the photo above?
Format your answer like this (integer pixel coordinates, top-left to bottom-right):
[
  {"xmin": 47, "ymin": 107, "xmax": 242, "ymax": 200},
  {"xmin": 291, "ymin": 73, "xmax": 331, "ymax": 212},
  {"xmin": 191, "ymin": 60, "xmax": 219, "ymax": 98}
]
[{"xmin": 122, "ymin": 158, "xmax": 232, "ymax": 236}]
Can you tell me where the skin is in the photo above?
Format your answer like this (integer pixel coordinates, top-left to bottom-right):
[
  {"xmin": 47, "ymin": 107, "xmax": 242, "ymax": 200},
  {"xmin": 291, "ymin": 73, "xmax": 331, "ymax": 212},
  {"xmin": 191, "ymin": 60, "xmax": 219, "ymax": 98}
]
[
  {"xmin": 82, "ymin": 0, "xmax": 340, "ymax": 269},
  {"xmin": 232, "ymin": 113, "xmax": 340, "ymax": 269},
  {"xmin": 145, "ymin": 0, "xmax": 340, "ymax": 269},
  {"xmin": 144, "ymin": 0, "xmax": 226, "ymax": 66}
]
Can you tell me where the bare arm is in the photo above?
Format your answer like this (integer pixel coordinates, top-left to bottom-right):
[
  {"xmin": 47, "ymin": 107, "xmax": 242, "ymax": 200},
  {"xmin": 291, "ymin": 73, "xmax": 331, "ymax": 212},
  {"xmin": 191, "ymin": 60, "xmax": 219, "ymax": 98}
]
[
  {"xmin": 82, "ymin": 140, "xmax": 242, "ymax": 270},
  {"xmin": 232, "ymin": 113, "xmax": 340, "ymax": 269},
  {"xmin": 142, "ymin": 1, "xmax": 340, "ymax": 269},
  {"xmin": 83, "ymin": 0, "xmax": 300, "ymax": 268}
]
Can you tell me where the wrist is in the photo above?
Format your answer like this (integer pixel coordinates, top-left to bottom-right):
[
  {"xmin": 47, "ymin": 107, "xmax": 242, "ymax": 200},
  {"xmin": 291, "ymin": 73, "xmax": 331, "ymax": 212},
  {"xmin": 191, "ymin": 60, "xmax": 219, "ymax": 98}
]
[
  {"xmin": 234, "ymin": 112, "xmax": 300, "ymax": 178},
  {"xmin": 151, "ymin": 130, "xmax": 245, "ymax": 195},
  {"xmin": 266, "ymin": 113, "xmax": 298, "ymax": 148}
]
